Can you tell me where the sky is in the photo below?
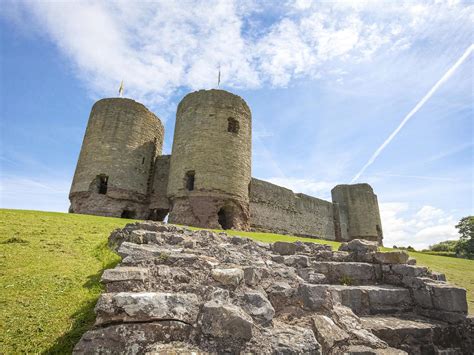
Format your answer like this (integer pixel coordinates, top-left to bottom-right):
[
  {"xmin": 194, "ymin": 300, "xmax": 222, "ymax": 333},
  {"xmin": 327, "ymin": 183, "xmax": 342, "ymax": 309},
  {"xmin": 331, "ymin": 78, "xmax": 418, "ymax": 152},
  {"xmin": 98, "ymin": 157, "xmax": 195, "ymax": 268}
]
[{"xmin": 0, "ymin": 0, "xmax": 472, "ymax": 249}]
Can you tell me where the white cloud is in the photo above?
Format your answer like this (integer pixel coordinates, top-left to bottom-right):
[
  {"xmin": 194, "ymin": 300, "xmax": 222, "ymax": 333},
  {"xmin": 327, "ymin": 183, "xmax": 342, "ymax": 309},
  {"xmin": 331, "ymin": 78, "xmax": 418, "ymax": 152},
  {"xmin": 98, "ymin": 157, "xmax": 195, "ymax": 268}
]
[
  {"xmin": 4, "ymin": 0, "xmax": 471, "ymax": 108},
  {"xmin": 380, "ymin": 202, "xmax": 459, "ymax": 250}
]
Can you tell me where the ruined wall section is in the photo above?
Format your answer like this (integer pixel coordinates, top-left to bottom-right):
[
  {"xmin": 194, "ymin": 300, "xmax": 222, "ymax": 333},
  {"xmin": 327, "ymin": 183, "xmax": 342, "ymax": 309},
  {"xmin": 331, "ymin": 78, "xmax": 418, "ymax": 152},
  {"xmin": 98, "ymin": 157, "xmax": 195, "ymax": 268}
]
[
  {"xmin": 331, "ymin": 184, "xmax": 383, "ymax": 244},
  {"xmin": 148, "ymin": 155, "xmax": 170, "ymax": 220},
  {"xmin": 69, "ymin": 98, "xmax": 164, "ymax": 219},
  {"xmin": 167, "ymin": 90, "xmax": 252, "ymax": 230},
  {"xmin": 249, "ymin": 178, "xmax": 335, "ymax": 240}
]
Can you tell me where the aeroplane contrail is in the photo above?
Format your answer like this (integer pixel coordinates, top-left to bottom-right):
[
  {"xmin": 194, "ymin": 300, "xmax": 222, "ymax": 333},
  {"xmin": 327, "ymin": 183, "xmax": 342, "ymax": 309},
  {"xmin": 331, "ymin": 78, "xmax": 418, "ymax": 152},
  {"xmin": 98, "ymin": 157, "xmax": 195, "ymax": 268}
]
[{"xmin": 350, "ymin": 44, "xmax": 474, "ymax": 184}]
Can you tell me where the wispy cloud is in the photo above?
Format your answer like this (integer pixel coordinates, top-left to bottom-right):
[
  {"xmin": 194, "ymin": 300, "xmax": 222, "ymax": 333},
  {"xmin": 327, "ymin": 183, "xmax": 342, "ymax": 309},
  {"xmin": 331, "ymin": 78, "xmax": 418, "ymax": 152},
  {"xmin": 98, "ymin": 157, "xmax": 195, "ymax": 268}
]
[
  {"xmin": 4, "ymin": 0, "xmax": 472, "ymax": 108},
  {"xmin": 351, "ymin": 44, "xmax": 474, "ymax": 183},
  {"xmin": 0, "ymin": 175, "xmax": 70, "ymax": 212},
  {"xmin": 380, "ymin": 202, "xmax": 460, "ymax": 250},
  {"xmin": 373, "ymin": 173, "xmax": 458, "ymax": 182}
]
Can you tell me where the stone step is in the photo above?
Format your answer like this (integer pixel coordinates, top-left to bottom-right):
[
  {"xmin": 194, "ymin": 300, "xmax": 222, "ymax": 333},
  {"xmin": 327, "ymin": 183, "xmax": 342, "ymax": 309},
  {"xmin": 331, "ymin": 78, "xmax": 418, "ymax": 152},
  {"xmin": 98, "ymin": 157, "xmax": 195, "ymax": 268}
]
[
  {"xmin": 300, "ymin": 284, "xmax": 413, "ymax": 315},
  {"xmin": 310, "ymin": 261, "xmax": 382, "ymax": 285},
  {"xmin": 360, "ymin": 314, "xmax": 472, "ymax": 354}
]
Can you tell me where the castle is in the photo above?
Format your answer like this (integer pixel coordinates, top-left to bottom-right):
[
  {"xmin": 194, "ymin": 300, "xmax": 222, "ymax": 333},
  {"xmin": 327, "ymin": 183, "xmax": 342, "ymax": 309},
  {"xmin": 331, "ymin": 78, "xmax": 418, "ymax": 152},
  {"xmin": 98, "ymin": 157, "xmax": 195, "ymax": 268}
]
[{"xmin": 69, "ymin": 89, "xmax": 383, "ymax": 244}]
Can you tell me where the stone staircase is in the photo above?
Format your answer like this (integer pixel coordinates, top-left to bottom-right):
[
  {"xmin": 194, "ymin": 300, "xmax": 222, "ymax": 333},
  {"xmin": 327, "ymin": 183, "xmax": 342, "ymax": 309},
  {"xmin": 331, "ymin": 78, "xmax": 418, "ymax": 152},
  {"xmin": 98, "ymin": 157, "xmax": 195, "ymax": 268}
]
[{"xmin": 74, "ymin": 222, "xmax": 473, "ymax": 354}]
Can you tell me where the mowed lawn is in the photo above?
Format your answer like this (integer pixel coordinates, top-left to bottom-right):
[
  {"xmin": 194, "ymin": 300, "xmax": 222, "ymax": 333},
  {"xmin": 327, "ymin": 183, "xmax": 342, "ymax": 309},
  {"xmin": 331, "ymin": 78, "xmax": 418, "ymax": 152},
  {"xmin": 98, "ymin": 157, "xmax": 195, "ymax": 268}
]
[{"xmin": 0, "ymin": 209, "xmax": 473, "ymax": 354}]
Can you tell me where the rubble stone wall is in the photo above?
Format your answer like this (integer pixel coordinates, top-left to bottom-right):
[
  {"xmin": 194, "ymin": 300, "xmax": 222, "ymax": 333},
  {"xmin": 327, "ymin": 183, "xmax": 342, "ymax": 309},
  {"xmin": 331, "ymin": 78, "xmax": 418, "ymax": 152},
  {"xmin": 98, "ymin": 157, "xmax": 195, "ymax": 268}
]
[
  {"xmin": 74, "ymin": 223, "xmax": 473, "ymax": 354},
  {"xmin": 332, "ymin": 184, "xmax": 383, "ymax": 244},
  {"xmin": 149, "ymin": 155, "xmax": 171, "ymax": 211},
  {"xmin": 249, "ymin": 178, "xmax": 336, "ymax": 240}
]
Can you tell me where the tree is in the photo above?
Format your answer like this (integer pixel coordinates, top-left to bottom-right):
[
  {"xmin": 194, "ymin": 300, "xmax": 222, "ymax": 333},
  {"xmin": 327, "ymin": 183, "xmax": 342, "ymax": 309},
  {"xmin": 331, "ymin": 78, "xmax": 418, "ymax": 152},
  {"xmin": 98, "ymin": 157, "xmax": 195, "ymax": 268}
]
[{"xmin": 454, "ymin": 216, "xmax": 474, "ymax": 259}]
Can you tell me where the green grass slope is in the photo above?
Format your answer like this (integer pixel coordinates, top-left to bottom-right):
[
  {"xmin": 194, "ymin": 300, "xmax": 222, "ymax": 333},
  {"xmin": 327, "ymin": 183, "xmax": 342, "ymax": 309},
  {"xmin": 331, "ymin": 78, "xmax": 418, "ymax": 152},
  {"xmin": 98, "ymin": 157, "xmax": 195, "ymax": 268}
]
[{"xmin": 0, "ymin": 209, "xmax": 472, "ymax": 354}]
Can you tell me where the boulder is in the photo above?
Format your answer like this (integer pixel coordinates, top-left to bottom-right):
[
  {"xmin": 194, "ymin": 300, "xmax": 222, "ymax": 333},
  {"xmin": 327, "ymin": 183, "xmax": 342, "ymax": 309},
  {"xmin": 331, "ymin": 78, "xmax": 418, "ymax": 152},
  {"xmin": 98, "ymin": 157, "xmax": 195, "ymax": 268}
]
[
  {"xmin": 243, "ymin": 266, "xmax": 263, "ymax": 286},
  {"xmin": 211, "ymin": 268, "xmax": 244, "ymax": 286},
  {"xmin": 312, "ymin": 315, "xmax": 350, "ymax": 350},
  {"xmin": 241, "ymin": 291, "xmax": 275, "ymax": 324},
  {"xmin": 272, "ymin": 241, "xmax": 298, "ymax": 255},
  {"xmin": 199, "ymin": 301, "xmax": 254, "ymax": 340}
]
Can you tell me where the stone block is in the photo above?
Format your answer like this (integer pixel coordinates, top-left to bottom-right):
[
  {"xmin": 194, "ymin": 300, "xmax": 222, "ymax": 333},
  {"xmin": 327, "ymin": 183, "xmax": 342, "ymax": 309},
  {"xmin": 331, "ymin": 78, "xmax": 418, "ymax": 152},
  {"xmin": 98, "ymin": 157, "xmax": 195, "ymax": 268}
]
[
  {"xmin": 272, "ymin": 241, "xmax": 297, "ymax": 255},
  {"xmin": 297, "ymin": 268, "xmax": 327, "ymax": 284},
  {"xmin": 199, "ymin": 301, "xmax": 254, "ymax": 340},
  {"xmin": 339, "ymin": 239, "xmax": 379, "ymax": 254},
  {"xmin": 211, "ymin": 268, "xmax": 244, "ymax": 287},
  {"xmin": 95, "ymin": 292, "xmax": 200, "ymax": 326},
  {"xmin": 391, "ymin": 264, "xmax": 427, "ymax": 277},
  {"xmin": 312, "ymin": 262, "xmax": 380, "ymax": 285},
  {"xmin": 373, "ymin": 251, "xmax": 409, "ymax": 264},
  {"xmin": 367, "ymin": 286, "xmax": 412, "ymax": 313},
  {"xmin": 283, "ymin": 255, "xmax": 310, "ymax": 267},
  {"xmin": 429, "ymin": 284, "xmax": 467, "ymax": 313},
  {"xmin": 100, "ymin": 267, "xmax": 148, "ymax": 283},
  {"xmin": 269, "ymin": 322, "xmax": 322, "ymax": 354},
  {"xmin": 73, "ymin": 321, "xmax": 191, "ymax": 354},
  {"xmin": 298, "ymin": 284, "xmax": 331, "ymax": 311}
]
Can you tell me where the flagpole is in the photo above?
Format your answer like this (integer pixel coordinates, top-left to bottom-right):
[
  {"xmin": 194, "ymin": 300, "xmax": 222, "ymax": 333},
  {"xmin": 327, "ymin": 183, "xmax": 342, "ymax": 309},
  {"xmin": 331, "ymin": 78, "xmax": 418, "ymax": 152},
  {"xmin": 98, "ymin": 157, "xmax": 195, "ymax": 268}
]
[{"xmin": 119, "ymin": 80, "xmax": 124, "ymax": 97}]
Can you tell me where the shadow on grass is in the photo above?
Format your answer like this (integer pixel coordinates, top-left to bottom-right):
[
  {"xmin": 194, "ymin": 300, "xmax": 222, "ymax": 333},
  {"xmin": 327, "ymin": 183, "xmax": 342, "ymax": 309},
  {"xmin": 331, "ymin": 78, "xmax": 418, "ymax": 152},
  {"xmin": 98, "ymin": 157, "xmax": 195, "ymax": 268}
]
[{"xmin": 44, "ymin": 256, "xmax": 120, "ymax": 354}]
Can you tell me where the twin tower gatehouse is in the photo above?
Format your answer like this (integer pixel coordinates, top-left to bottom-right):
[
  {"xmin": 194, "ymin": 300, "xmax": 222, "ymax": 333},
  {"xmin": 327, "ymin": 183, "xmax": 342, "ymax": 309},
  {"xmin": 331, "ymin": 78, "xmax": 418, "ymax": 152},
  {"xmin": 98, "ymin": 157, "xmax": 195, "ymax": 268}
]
[{"xmin": 69, "ymin": 89, "xmax": 384, "ymax": 244}]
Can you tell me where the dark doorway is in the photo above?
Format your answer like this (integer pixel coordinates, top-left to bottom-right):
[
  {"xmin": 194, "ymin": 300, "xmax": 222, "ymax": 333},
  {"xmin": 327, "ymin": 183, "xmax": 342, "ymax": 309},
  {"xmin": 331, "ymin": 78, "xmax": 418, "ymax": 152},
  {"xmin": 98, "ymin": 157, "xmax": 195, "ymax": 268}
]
[
  {"xmin": 217, "ymin": 207, "xmax": 232, "ymax": 230},
  {"xmin": 148, "ymin": 208, "xmax": 169, "ymax": 221},
  {"xmin": 121, "ymin": 210, "xmax": 136, "ymax": 219},
  {"xmin": 98, "ymin": 175, "xmax": 108, "ymax": 194},
  {"xmin": 185, "ymin": 171, "xmax": 195, "ymax": 191}
]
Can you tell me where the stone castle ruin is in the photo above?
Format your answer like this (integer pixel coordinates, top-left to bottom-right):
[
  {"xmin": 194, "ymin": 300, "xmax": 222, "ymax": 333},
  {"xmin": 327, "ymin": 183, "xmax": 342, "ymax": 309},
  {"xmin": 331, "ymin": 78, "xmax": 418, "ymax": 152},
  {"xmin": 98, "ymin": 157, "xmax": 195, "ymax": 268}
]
[
  {"xmin": 70, "ymin": 89, "xmax": 473, "ymax": 354},
  {"xmin": 69, "ymin": 89, "xmax": 383, "ymax": 244}
]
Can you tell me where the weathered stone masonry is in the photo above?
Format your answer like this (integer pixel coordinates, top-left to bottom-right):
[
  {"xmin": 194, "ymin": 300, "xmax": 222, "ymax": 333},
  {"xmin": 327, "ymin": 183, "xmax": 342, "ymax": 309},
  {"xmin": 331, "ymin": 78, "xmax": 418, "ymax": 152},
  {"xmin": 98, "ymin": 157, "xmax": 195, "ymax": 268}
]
[{"xmin": 69, "ymin": 89, "xmax": 384, "ymax": 244}]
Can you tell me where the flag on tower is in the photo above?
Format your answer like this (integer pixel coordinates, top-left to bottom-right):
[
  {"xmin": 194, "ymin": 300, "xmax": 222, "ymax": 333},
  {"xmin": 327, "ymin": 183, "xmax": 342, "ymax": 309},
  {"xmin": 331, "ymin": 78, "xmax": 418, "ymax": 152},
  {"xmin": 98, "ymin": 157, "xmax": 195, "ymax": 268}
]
[
  {"xmin": 118, "ymin": 80, "xmax": 124, "ymax": 97},
  {"xmin": 217, "ymin": 66, "xmax": 221, "ymax": 88}
]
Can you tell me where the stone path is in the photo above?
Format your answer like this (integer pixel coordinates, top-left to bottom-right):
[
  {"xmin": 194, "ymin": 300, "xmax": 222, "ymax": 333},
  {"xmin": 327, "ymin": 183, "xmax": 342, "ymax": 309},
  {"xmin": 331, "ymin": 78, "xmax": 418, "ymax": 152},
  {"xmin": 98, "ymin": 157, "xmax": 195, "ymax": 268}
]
[{"xmin": 74, "ymin": 222, "xmax": 473, "ymax": 354}]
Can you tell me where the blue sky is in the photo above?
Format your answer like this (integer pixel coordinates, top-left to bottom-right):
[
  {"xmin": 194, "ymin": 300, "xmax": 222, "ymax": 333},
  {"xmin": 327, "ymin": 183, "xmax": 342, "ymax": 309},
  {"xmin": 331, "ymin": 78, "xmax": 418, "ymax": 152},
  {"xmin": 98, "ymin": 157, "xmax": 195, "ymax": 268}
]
[{"xmin": 0, "ymin": 0, "xmax": 472, "ymax": 249}]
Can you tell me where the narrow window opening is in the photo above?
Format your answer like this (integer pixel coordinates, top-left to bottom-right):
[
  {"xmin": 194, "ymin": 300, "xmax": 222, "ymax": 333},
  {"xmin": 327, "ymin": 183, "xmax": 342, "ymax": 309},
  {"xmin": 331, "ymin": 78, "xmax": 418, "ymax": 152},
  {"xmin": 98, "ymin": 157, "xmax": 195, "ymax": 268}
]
[
  {"xmin": 185, "ymin": 171, "xmax": 195, "ymax": 191},
  {"xmin": 217, "ymin": 207, "xmax": 233, "ymax": 230},
  {"xmin": 121, "ymin": 210, "xmax": 136, "ymax": 219},
  {"xmin": 98, "ymin": 175, "xmax": 108, "ymax": 194},
  {"xmin": 227, "ymin": 117, "xmax": 239, "ymax": 134},
  {"xmin": 142, "ymin": 157, "xmax": 145, "ymax": 164}
]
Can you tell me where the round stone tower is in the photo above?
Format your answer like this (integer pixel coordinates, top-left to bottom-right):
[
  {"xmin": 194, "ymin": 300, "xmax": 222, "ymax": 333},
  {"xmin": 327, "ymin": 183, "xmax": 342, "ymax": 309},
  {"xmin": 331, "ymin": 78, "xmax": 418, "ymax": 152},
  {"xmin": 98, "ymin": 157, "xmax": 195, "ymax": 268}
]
[
  {"xmin": 167, "ymin": 89, "xmax": 251, "ymax": 230},
  {"xmin": 69, "ymin": 98, "xmax": 164, "ymax": 219}
]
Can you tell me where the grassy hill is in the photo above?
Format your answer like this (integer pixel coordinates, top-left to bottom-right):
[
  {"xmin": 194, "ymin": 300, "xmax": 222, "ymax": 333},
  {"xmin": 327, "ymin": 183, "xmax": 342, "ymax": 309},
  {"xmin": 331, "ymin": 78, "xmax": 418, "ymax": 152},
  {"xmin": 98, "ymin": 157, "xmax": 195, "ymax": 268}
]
[{"xmin": 0, "ymin": 209, "xmax": 472, "ymax": 354}]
